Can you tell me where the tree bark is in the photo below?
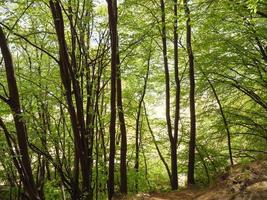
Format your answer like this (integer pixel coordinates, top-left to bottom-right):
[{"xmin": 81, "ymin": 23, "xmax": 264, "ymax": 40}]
[
  {"xmin": 107, "ymin": 0, "xmax": 118, "ymax": 199},
  {"xmin": 184, "ymin": 0, "xmax": 196, "ymax": 186},
  {"xmin": 115, "ymin": 10, "xmax": 128, "ymax": 194},
  {"xmin": 160, "ymin": 0, "xmax": 179, "ymax": 190},
  {"xmin": 49, "ymin": 1, "xmax": 92, "ymax": 198},
  {"xmin": 0, "ymin": 26, "xmax": 41, "ymax": 200},
  {"xmin": 134, "ymin": 49, "xmax": 151, "ymax": 192},
  {"xmin": 203, "ymin": 73, "xmax": 233, "ymax": 166},
  {"xmin": 160, "ymin": 0, "xmax": 172, "ymax": 158},
  {"xmin": 172, "ymin": 0, "xmax": 180, "ymax": 190}
]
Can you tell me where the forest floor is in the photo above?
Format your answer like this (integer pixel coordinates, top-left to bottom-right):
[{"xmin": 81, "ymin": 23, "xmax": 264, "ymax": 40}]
[{"xmin": 116, "ymin": 159, "xmax": 267, "ymax": 200}]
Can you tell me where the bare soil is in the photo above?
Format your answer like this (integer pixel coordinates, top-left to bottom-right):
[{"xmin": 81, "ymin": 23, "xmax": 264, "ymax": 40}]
[{"xmin": 115, "ymin": 159, "xmax": 267, "ymax": 200}]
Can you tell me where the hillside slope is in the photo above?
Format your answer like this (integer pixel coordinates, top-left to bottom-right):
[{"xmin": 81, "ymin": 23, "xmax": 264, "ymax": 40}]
[{"xmin": 123, "ymin": 159, "xmax": 267, "ymax": 200}]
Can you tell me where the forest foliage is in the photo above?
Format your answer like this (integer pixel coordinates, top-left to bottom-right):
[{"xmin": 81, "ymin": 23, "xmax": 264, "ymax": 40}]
[{"xmin": 0, "ymin": 0, "xmax": 266, "ymax": 199}]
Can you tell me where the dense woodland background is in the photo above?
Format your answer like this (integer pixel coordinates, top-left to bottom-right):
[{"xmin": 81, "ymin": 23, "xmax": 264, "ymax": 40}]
[{"xmin": 0, "ymin": 0, "xmax": 266, "ymax": 199}]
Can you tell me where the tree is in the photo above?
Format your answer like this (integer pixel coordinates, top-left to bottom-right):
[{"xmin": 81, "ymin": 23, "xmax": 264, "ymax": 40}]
[
  {"xmin": 116, "ymin": 12, "xmax": 128, "ymax": 198},
  {"xmin": 107, "ymin": 0, "xmax": 118, "ymax": 198},
  {"xmin": 172, "ymin": 0, "xmax": 181, "ymax": 190},
  {"xmin": 184, "ymin": 0, "xmax": 196, "ymax": 186},
  {"xmin": 0, "ymin": 0, "xmax": 266, "ymax": 198},
  {"xmin": 0, "ymin": 26, "xmax": 41, "ymax": 200},
  {"xmin": 160, "ymin": 0, "xmax": 180, "ymax": 190}
]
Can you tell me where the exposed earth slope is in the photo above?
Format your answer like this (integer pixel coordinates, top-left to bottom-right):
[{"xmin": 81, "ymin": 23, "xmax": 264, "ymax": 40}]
[{"xmin": 118, "ymin": 159, "xmax": 267, "ymax": 200}]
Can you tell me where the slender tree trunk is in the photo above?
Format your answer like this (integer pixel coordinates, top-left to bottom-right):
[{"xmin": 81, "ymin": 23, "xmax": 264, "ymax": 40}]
[
  {"xmin": 196, "ymin": 145, "xmax": 210, "ymax": 183},
  {"xmin": 117, "ymin": 76, "xmax": 128, "ymax": 194},
  {"xmin": 160, "ymin": 0, "xmax": 172, "ymax": 157},
  {"xmin": 118, "ymin": 76, "xmax": 128, "ymax": 194},
  {"xmin": 107, "ymin": 0, "xmax": 118, "ymax": 199},
  {"xmin": 144, "ymin": 102, "xmax": 172, "ymax": 182},
  {"xmin": 134, "ymin": 49, "xmax": 151, "ymax": 192},
  {"xmin": 184, "ymin": 0, "xmax": 196, "ymax": 186},
  {"xmin": 116, "ymin": 35, "xmax": 128, "ymax": 196},
  {"xmin": 0, "ymin": 26, "xmax": 41, "ymax": 200},
  {"xmin": 134, "ymin": 121, "xmax": 140, "ymax": 192},
  {"xmin": 160, "ymin": 0, "xmax": 179, "ymax": 190},
  {"xmin": 109, "ymin": 1, "xmax": 128, "ymax": 194},
  {"xmin": 134, "ymin": 116, "xmax": 140, "ymax": 192},
  {"xmin": 49, "ymin": 1, "xmax": 92, "ymax": 198},
  {"xmin": 202, "ymin": 72, "xmax": 233, "ymax": 166},
  {"xmin": 172, "ymin": 0, "xmax": 180, "ymax": 190},
  {"xmin": 50, "ymin": 2, "xmax": 81, "ymax": 197}
]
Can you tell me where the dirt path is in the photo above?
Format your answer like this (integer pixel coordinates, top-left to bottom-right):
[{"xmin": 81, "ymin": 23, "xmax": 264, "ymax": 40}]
[{"xmin": 142, "ymin": 190, "xmax": 203, "ymax": 200}]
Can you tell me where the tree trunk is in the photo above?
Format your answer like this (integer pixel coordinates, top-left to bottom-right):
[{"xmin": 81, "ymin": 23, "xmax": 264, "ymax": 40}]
[
  {"xmin": 184, "ymin": 0, "xmax": 196, "ymax": 186},
  {"xmin": 107, "ymin": 0, "xmax": 118, "ymax": 199},
  {"xmin": 160, "ymin": 0, "xmax": 172, "ymax": 158},
  {"xmin": 172, "ymin": 0, "xmax": 180, "ymax": 190},
  {"xmin": 160, "ymin": 0, "xmax": 179, "ymax": 190},
  {"xmin": 144, "ymin": 102, "xmax": 172, "ymax": 182},
  {"xmin": 202, "ymin": 71, "xmax": 233, "ymax": 166},
  {"xmin": 0, "ymin": 26, "xmax": 41, "ymax": 200},
  {"xmin": 116, "ymin": 24, "xmax": 128, "ymax": 196},
  {"xmin": 134, "ymin": 49, "xmax": 151, "ymax": 192},
  {"xmin": 49, "ymin": 1, "xmax": 93, "ymax": 198}
]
